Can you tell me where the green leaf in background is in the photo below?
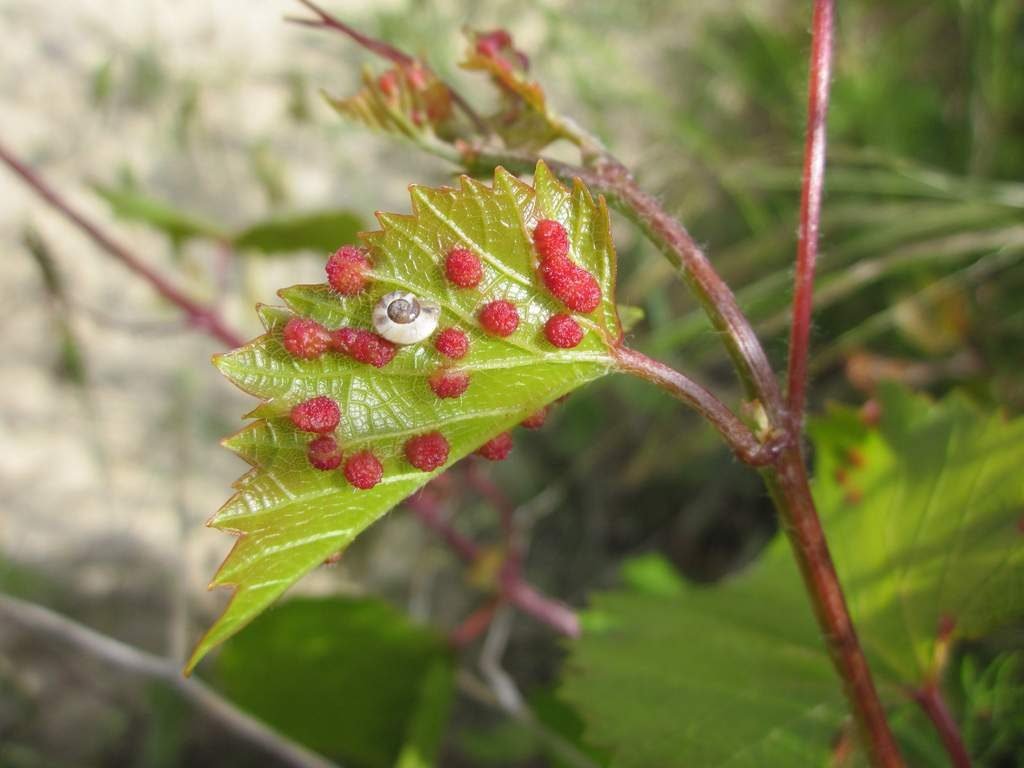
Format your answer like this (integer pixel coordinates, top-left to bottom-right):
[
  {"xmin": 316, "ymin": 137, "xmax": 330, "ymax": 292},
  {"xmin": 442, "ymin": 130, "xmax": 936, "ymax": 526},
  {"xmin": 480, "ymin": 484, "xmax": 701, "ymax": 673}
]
[
  {"xmin": 189, "ymin": 161, "xmax": 622, "ymax": 670},
  {"xmin": 215, "ymin": 596, "xmax": 452, "ymax": 768},
  {"xmin": 232, "ymin": 209, "xmax": 364, "ymax": 255},
  {"xmin": 92, "ymin": 183, "xmax": 226, "ymax": 246},
  {"xmin": 562, "ymin": 385, "xmax": 1024, "ymax": 766}
]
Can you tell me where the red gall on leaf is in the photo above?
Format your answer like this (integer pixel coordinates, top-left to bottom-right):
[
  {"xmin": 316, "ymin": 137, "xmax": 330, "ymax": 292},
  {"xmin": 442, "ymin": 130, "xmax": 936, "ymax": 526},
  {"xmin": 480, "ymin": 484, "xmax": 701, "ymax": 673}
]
[
  {"xmin": 532, "ymin": 219, "xmax": 570, "ymax": 260},
  {"xmin": 429, "ymin": 369, "xmax": 471, "ymax": 399},
  {"xmin": 479, "ymin": 299, "xmax": 519, "ymax": 337},
  {"xmin": 544, "ymin": 313, "xmax": 584, "ymax": 349},
  {"xmin": 435, "ymin": 327, "xmax": 469, "ymax": 359},
  {"xmin": 344, "ymin": 450, "xmax": 383, "ymax": 490},
  {"xmin": 325, "ymin": 245, "xmax": 372, "ymax": 296},
  {"xmin": 307, "ymin": 435, "xmax": 342, "ymax": 470},
  {"xmin": 290, "ymin": 396, "xmax": 341, "ymax": 434},
  {"xmin": 539, "ymin": 255, "xmax": 602, "ymax": 313},
  {"xmin": 405, "ymin": 432, "xmax": 450, "ymax": 472},
  {"xmin": 476, "ymin": 432, "xmax": 513, "ymax": 461},
  {"xmin": 521, "ymin": 407, "xmax": 549, "ymax": 430},
  {"xmin": 331, "ymin": 327, "xmax": 397, "ymax": 368},
  {"xmin": 445, "ymin": 247, "xmax": 484, "ymax": 288},
  {"xmin": 282, "ymin": 317, "xmax": 331, "ymax": 359}
]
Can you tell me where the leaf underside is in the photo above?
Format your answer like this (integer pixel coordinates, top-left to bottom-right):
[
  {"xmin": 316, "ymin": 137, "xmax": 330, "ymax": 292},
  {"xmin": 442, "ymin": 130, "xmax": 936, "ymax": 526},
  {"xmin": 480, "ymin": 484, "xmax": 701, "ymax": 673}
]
[
  {"xmin": 188, "ymin": 162, "xmax": 621, "ymax": 671},
  {"xmin": 562, "ymin": 385, "xmax": 1024, "ymax": 766}
]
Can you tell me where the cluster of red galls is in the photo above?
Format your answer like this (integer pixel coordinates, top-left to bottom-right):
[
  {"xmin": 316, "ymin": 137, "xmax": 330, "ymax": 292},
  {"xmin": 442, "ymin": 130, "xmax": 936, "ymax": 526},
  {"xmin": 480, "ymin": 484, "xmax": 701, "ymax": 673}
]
[
  {"xmin": 289, "ymin": 393, "xmax": 536, "ymax": 490},
  {"xmin": 277, "ymin": 218, "xmax": 597, "ymax": 486}
]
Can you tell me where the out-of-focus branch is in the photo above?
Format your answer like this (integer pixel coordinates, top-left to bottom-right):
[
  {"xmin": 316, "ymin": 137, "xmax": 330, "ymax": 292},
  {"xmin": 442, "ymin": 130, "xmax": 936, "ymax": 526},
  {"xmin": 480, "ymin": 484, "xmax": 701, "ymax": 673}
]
[
  {"xmin": 406, "ymin": 487, "xmax": 579, "ymax": 637},
  {"xmin": 0, "ymin": 140, "xmax": 244, "ymax": 349},
  {"xmin": 0, "ymin": 593, "xmax": 337, "ymax": 768},
  {"xmin": 286, "ymin": 0, "xmax": 487, "ymax": 134},
  {"xmin": 910, "ymin": 685, "xmax": 971, "ymax": 768}
]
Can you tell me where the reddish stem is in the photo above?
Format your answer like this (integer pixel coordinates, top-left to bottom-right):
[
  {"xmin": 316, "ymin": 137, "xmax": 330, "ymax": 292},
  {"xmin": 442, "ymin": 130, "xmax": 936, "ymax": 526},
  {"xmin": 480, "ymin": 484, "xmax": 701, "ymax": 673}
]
[
  {"xmin": 786, "ymin": 0, "xmax": 835, "ymax": 428},
  {"xmin": 406, "ymin": 492, "xmax": 481, "ymax": 563},
  {"xmin": 449, "ymin": 598, "xmax": 500, "ymax": 648},
  {"xmin": 0, "ymin": 141, "xmax": 244, "ymax": 349},
  {"xmin": 911, "ymin": 685, "xmax": 972, "ymax": 768},
  {"xmin": 405, "ymin": 492, "xmax": 579, "ymax": 637},
  {"xmin": 612, "ymin": 345, "xmax": 784, "ymax": 466},
  {"xmin": 764, "ymin": 449, "xmax": 903, "ymax": 766},
  {"xmin": 288, "ymin": 0, "xmax": 413, "ymax": 66}
]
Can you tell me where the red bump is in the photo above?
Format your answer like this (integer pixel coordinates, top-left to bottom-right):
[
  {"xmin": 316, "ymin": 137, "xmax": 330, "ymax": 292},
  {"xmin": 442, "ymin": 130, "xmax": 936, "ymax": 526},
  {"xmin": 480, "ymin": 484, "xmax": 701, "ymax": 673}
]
[
  {"xmin": 476, "ymin": 432, "xmax": 513, "ymax": 461},
  {"xmin": 429, "ymin": 369, "xmax": 470, "ymax": 399},
  {"xmin": 445, "ymin": 247, "xmax": 483, "ymax": 288},
  {"xmin": 475, "ymin": 29, "xmax": 513, "ymax": 58},
  {"xmin": 290, "ymin": 396, "xmax": 341, "ymax": 434},
  {"xmin": 532, "ymin": 219, "xmax": 569, "ymax": 260},
  {"xmin": 435, "ymin": 327, "xmax": 469, "ymax": 359},
  {"xmin": 405, "ymin": 432, "xmax": 450, "ymax": 472},
  {"xmin": 479, "ymin": 299, "xmax": 519, "ymax": 337},
  {"xmin": 325, "ymin": 245, "xmax": 371, "ymax": 295},
  {"xmin": 521, "ymin": 407, "xmax": 548, "ymax": 430},
  {"xmin": 307, "ymin": 435, "xmax": 342, "ymax": 470},
  {"xmin": 344, "ymin": 450, "xmax": 383, "ymax": 490},
  {"xmin": 544, "ymin": 313, "xmax": 584, "ymax": 348},
  {"xmin": 540, "ymin": 256, "xmax": 601, "ymax": 313},
  {"xmin": 282, "ymin": 317, "xmax": 331, "ymax": 359},
  {"xmin": 330, "ymin": 327, "xmax": 360, "ymax": 353},
  {"xmin": 377, "ymin": 70, "xmax": 400, "ymax": 99},
  {"xmin": 331, "ymin": 327, "xmax": 397, "ymax": 368}
]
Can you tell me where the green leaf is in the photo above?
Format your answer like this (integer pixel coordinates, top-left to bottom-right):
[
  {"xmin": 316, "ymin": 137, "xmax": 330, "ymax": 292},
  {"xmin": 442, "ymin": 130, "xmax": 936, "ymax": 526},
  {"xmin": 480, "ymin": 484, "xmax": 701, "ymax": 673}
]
[
  {"xmin": 214, "ymin": 596, "xmax": 452, "ymax": 768},
  {"xmin": 232, "ymin": 210, "xmax": 365, "ymax": 255},
  {"xmin": 189, "ymin": 162, "xmax": 621, "ymax": 670},
  {"xmin": 92, "ymin": 183, "xmax": 226, "ymax": 246},
  {"xmin": 562, "ymin": 386, "xmax": 1024, "ymax": 766}
]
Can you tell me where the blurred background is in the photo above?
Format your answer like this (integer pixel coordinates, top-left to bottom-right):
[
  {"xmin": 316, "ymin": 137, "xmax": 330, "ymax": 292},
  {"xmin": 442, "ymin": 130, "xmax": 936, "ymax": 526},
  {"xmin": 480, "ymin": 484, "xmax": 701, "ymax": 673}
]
[{"xmin": 1, "ymin": 0, "xmax": 1022, "ymax": 766}]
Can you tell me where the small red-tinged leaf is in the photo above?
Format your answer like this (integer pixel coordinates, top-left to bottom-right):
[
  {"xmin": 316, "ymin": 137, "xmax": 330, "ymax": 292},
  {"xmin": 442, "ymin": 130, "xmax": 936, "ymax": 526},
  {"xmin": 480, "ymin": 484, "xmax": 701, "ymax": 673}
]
[{"xmin": 325, "ymin": 61, "xmax": 454, "ymax": 140}]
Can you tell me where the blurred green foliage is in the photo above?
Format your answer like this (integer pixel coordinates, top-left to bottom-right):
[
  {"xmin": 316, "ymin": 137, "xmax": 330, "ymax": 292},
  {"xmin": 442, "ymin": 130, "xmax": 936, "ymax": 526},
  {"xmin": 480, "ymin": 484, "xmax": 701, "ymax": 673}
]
[
  {"xmin": 215, "ymin": 597, "xmax": 453, "ymax": 768},
  {"xmin": 564, "ymin": 386, "xmax": 1024, "ymax": 766}
]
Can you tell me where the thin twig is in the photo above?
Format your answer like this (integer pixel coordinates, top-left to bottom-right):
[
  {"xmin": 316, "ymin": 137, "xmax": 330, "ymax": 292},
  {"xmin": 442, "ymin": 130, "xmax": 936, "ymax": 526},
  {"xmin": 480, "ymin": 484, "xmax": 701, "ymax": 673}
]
[
  {"xmin": 786, "ymin": 0, "xmax": 835, "ymax": 429},
  {"xmin": 406, "ymin": 490, "xmax": 579, "ymax": 637},
  {"xmin": 611, "ymin": 345, "xmax": 783, "ymax": 466},
  {"xmin": 287, "ymin": 0, "xmax": 487, "ymax": 134},
  {"xmin": 0, "ymin": 593, "xmax": 337, "ymax": 768},
  {"xmin": 910, "ymin": 685, "xmax": 971, "ymax": 768},
  {"xmin": 0, "ymin": 140, "xmax": 245, "ymax": 349}
]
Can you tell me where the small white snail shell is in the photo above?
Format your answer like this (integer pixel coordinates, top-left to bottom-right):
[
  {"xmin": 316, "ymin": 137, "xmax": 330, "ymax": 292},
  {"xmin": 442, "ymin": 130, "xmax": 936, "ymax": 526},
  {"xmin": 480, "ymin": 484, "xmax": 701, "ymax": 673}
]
[{"xmin": 372, "ymin": 291, "xmax": 441, "ymax": 345}]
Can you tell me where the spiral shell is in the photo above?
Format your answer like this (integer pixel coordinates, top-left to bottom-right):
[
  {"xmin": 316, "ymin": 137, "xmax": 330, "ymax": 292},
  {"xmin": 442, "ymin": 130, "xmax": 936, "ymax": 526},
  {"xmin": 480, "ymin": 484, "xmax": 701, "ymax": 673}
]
[{"xmin": 372, "ymin": 291, "xmax": 441, "ymax": 345}]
